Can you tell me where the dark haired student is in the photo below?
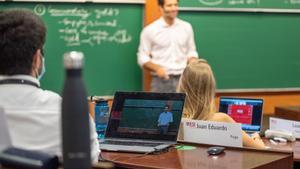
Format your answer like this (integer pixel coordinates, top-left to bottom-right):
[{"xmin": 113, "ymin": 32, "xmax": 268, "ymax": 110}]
[{"xmin": 0, "ymin": 9, "xmax": 100, "ymax": 163}]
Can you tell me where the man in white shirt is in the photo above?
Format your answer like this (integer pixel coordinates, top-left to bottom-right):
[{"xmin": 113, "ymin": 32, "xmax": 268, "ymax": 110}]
[
  {"xmin": 0, "ymin": 9, "xmax": 99, "ymax": 163},
  {"xmin": 137, "ymin": 0, "xmax": 199, "ymax": 93}
]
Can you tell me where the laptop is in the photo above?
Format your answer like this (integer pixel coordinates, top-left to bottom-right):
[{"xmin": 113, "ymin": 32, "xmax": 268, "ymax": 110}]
[
  {"xmin": 0, "ymin": 107, "xmax": 12, "ymax": 152},
  {"xmin": 219, "ymin": 97, "xmax": 264, "ymax": 134},
  {"xmin": 99, "ymin": 91, "xmax": 185, "ymax": 153}
]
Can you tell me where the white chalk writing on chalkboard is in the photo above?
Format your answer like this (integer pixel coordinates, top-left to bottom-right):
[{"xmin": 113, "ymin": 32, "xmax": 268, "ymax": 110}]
[
  {"xmin": 198, "ymin": 0, "xmax": 300, "ymax": 6},
  {"xmin": 34, "ymin": 4, "xmax": 132, "ymax": 47},
  {"xmin": 290, "ymin": 0, "xmax": 300, "ymax": 4},
  {"xmin": 198, "ymin": 0, "xmax": 260, "ymax": 6},
  {"xmin": 228, "ymin": 0, "xmax": 259, "ymax": 5},
  {"xmin": 198, "ymin": 0, "xmax": 223, "ymax": 6}
]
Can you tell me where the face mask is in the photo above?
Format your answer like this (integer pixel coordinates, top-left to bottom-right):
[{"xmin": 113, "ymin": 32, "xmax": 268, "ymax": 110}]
[{"xmin": 37, "ymin": 57, "xmax": 46, "ymax": 80}]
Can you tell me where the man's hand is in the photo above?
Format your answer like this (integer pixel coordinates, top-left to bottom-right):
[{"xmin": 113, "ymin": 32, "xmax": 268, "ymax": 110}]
[
  {"xmin": 143, "ymin": 61, "xmax": 169, "ymax": 80},
  {"xmin": 156, "ymin": 67, "xmax": 169, "ymax": 80},
  {"xmin": 187, "ymin": 57, "xmax": 198, "ymax": 64}
]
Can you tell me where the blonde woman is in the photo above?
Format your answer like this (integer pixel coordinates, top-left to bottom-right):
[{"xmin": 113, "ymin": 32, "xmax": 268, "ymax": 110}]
[{"xmin": 177, "ymin": 59, "xmax": 265, "ymax": 149}]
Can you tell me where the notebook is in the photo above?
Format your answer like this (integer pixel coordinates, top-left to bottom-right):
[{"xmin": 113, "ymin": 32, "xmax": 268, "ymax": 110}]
[
  {"xmin": 0, "ymin": 107, "xmax": 12, "ymax": 152},
  {"xmin": 99, "ymin": 91, "xmax": 185, "ymax": 153},
  {"xmin": 219, "ymin": 97, "xmax": 264, "ymax": 134}
]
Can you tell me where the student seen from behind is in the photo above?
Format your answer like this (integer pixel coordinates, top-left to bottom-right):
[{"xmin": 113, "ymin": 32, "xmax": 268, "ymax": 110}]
[
  {"xmin": 0, "ymin": 9, "xmax": 100, "ymax": 163},
  {"xmin": 177, "ymin": 59, "xmax": 265, "ymax": 149}
]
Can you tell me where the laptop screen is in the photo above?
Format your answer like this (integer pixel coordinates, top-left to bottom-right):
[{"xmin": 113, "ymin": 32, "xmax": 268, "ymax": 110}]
[
  {"xmin": 219, "ymin": 97, "xmax": 263, "ymax": 132},
  {"xmin": 105, "ymin": 92, "xmax": 185, "ymax": 141}
]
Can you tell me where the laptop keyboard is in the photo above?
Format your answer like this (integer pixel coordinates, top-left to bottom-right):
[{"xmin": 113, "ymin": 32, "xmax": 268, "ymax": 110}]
[{"xmin": 103, "ymin": 140, "xmax": 161, "ymax": 147}]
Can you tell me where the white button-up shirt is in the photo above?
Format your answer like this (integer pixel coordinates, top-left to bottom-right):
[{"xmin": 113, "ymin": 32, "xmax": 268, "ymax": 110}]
[
  {"xmin": 137, "ymin": 17, "xmax": 198, "ymax": 75},
  {"xmin": 0, "ymin": 75, "xmax": 100, "ymax": 163}
]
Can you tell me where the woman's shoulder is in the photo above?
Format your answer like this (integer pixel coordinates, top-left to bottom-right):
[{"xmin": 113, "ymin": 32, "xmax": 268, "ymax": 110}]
[{"xmin": 210, "ymin": 113, "xmax": 236, "ymax": 123}]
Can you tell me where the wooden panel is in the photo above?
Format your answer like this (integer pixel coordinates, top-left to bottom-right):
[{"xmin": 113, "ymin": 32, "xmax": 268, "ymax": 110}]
[
  {"xmin": 274, "ymin": 106, "xmax": 300, "ymax": 121},
  {"xmin": 145, "ymin": 0, "xmax": 161, "ymax": 25}
]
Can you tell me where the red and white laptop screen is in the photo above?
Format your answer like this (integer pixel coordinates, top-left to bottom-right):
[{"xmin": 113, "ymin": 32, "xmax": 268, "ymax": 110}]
[{"xmin": 219, "ymin": 98, "xmax": 263, "ymax": 133}]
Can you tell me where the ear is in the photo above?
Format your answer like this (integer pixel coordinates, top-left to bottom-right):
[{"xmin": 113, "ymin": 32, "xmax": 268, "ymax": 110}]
[
  {"xmin": 31, "ymin": 49, "xmax": 42, "ymax": 76},
  {"xmin": 158, "ymin": 5, "xmax": 164, "ymax": 14}
]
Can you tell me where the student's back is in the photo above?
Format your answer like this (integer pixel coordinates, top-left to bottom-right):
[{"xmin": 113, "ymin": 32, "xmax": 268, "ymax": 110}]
[
  {"xmin": 177, "ymin": 59, "xmax": 265, "ymax": 149},
  {"xmin": 0, "ymin": 9, "xmax": 99, "ymax": 163},
  {"xmin": 0, "ymin": 75, "xmax": 61, "ymax": 155}
]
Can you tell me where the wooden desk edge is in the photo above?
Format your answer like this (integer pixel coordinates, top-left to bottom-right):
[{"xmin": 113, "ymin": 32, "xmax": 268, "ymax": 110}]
[{"xmin": 177, "ymin": 140, "xmax": 293, "ymax": 155}]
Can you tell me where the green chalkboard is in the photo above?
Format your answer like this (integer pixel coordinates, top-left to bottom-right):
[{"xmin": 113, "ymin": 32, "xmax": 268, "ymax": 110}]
[
  {"xmin": 179, "ymin": 11, "xmax": 300, "ymax": 90},
  {"xmin": 0, "ymin": 2, "xmax": 143, "ymax": 95},
  {"xmin": 179, "ymin": 0, "xmax": 300, "ymax": 9}
]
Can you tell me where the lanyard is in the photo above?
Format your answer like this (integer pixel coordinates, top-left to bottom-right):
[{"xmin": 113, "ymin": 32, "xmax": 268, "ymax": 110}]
[{"xmin": 0, "ymin": 79, "xmax": 39, "ymax": 88}]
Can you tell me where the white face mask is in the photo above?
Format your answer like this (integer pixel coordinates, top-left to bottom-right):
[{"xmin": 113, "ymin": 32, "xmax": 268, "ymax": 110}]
[{"xmin": 37, "ymin": 57, "xmax": 46, "ymax": 80}]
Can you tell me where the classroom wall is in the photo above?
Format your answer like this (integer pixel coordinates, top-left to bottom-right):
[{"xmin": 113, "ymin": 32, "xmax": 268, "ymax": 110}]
[{"xmin": 143, "ymin": 0, "xmax": 300, "ymax": 115}]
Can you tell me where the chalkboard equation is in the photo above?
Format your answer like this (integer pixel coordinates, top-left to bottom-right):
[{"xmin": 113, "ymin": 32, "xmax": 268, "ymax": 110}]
[{"xmin": 34, "ymin": 4, "xmax": 132, "ymax": 47}]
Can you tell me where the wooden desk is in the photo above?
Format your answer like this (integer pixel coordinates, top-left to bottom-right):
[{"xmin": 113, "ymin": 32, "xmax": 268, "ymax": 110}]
[
  {"xmin": 264, "ymin": 138, "xmax": 300, "ymax": 162},
  {"xmin": 275, "ymin": 106, "xmax": 300, "ymax": 121},
  {"xmin": 102, "ymin": 144, "xmax": 293, "ymax": 169},
  {"xmin": 263, "ymin": 112, "xmax": 300, "ymax": 163}
]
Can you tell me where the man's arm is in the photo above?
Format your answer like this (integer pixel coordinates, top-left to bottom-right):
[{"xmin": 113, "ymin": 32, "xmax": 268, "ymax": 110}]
[
  {"xmin": 137, "ymin": 27, "xmax": 169, "ymax": 80},
  {"xmin": 143, "ymin": 61, "xmax": 169, "ymax": 80}
]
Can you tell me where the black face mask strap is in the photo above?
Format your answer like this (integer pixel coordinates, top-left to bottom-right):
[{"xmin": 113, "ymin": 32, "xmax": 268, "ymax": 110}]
[{"xmin": 0, "ymin": 79, "xmax": 39, "ymax": 88}]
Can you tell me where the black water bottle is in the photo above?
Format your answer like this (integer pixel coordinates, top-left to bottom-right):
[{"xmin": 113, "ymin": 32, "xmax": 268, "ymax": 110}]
[{"xmin": 62, "ymin": 51, "xmax": 91, "ymax": 169}]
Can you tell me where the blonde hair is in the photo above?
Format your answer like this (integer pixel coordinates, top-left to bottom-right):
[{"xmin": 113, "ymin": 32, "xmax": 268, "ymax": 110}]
[{"xmin": 178, "ymin": 59, "xmax": 216, "ymax": 120}]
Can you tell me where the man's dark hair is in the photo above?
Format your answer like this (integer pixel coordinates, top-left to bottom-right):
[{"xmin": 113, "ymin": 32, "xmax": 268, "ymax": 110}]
[
  {"xmin": 158, "ymin": 0, "xmax": 179, "ymax": 7},
  {"xmin": 0, "ymin": 8, "xmax": 46, "ymax": 75}
]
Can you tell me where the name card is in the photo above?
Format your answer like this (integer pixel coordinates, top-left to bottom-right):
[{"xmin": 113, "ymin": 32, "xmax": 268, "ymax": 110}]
[
  {"xmin": 270, "ymin": 117, "xmax": 300, "ymax": 139},
  {"xmin": 182, "ymin": 119, "xmax": 242, "ymax": 148}
]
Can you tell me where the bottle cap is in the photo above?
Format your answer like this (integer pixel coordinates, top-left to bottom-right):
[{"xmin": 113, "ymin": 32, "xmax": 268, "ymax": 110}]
[{"xmin": 63, "ymin": 51, "xmax": 84, "ymax": 69}]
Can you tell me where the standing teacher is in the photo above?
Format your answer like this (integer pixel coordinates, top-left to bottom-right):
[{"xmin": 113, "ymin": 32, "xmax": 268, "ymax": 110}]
[{"xmin": 138, "ymin": 0, "xmax": 199, "ymax": 93}]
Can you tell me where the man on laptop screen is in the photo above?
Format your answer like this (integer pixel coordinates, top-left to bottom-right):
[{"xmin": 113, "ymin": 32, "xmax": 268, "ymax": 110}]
[
  {"xmin": 157, "ymin": 105, "xmax": 173, "ymax": 135},
  {"xmin": 100, "ymin": 91, "xmax": 185, "ymax": 153},
  {"xmin": 219, "ymin": 97, "xmax": 263, "ymax": 133}
]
